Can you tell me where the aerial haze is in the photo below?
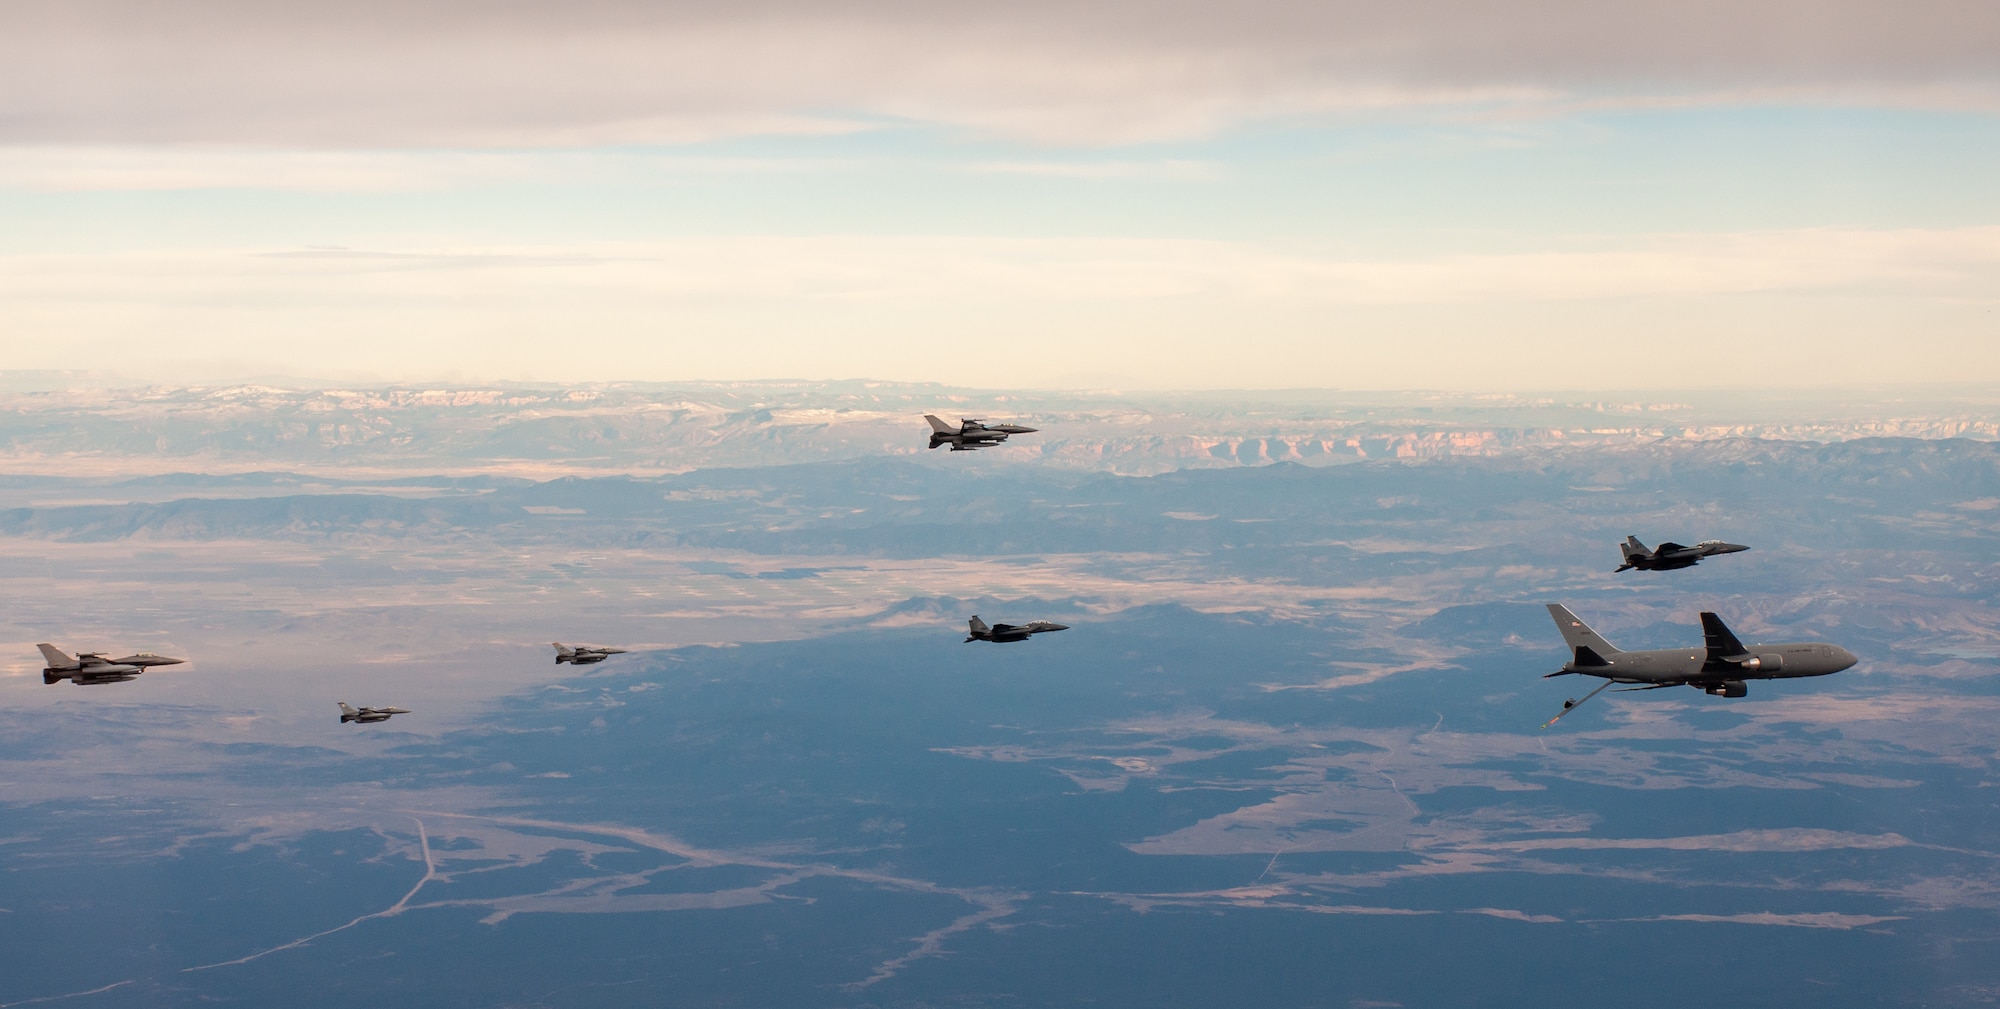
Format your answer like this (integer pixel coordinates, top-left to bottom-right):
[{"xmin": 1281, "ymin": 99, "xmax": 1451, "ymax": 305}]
[
  {"xmin": 4, "ymin": 0, "xmax": 1999, "ymax": 1004},
  {"xmin": 4, "ymin": 0, "xmax": 1997, "ymax": 388},
  {"xmin": 3, "ymin": 382, "xmax": 1999, "ymax": 1005}
]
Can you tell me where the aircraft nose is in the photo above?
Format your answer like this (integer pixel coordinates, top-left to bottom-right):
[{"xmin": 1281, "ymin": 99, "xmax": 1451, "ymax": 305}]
[{"xmin": 1046, "ymin": 623, "xmax": 1070, "ymax": 632}]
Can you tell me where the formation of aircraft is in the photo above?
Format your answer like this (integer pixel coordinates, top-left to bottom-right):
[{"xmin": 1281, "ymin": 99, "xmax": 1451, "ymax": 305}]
[
  {"xmin": 26, "ymin": 418, "xmax": 1854, "ymax": 734},
  {"xmin": 963, "ymin": 616, "xmax": 1069, "ymax": 643},
  {"xmin": 1615, "ymin": 535, "xmax": 1749, "ymax": 572},
  {"xmin": 924, "ymin": 415, "xmax": 1037, "ymax": 452},
  {"xmin": 1539, "ymin": 604, "xmax": 1856, "ymax": 727},
  {"xmin": 338, "ymin": 701, "xmax": 411, "ymax": 724}
]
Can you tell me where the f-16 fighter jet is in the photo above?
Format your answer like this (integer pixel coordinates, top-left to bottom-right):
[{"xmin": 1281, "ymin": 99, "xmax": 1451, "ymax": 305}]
[
  {"xmin": 338, "ymin": 702, "xmax": 410, "ymax": 724},
  {"xmin": 925, "ymin": 415, "xmax": 1037, "ymax": 451},
  {"xmin": 37, "ymin": 643, "xmax": 185, "ymax": 685},
  {"xmin": 1615, "ymin": 535, "xmax": 1749, "ymax": 572},
  {"xmin": 553, "ymin": 642, "xmax": 627, "ymax": 665},
  {"xmin": 1540, "ymin": 604, "xmax": 1855, "ymax": 727},
  {"xmin": 964, "ymin": 615, "xmax": 1069, "ymax": 643}
]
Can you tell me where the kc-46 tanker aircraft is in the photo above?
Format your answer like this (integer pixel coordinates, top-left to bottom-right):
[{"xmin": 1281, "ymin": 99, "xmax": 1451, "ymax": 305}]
[
  {"xmin": 1540, "ymin": 604, "xmax": 1856, "ymax": 727},
  {"xmin": 924, "ymin": 415, "xmax": 1037, "ymax": 451},
  {"xmin": 36, "ymin": 643, "xmax": 185, "ymax": 685},
  {"xmin": 1615, "ymin": 535, "xmax": 1750, "ymax": 572}
]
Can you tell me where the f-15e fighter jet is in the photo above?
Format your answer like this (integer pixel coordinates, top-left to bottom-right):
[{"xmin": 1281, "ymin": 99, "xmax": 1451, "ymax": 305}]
[
  {"xmin": 37, "ymin": 643, "xmax": 185, "ymax": 685},
  {"xmin": 964, "ymin": 616, "xmax": 1069, "ymax": 643},
  {"xmin": 925, "ymin": 415, "xmax": 1037, "ymax": 451},
  {"xmin": 1615, "ymin": 535, "xmax": 1749, "ymax": 572},
  {"xmin": 1540, "ymin": 604, "xmax": 1855, "ymax": 727},
  {"xmin": 553, "ymin": 642, "xmax": 627, "ymax": 665},
  {"xmin": 338, "ymin": 702, "xmax": 410, "ymax": 724}
]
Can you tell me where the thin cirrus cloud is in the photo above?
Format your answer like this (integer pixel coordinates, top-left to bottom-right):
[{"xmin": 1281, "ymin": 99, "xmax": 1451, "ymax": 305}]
[
  {"xmin": 7, "ymin": 228, "xmax": 1995, "ymax": 307},
  {"xmin": 0, "ymin": 146, "xmax": 1218, "ymax": 192},
  {"xmin": 3, "ymin": 0, "xmax": 1995, "ymax": 148},
  {"xmin": 3, "ymin": 227, "xmax": 1995, "ymax": 388},
  {"xmin": 0, "ymin": 147, "xmax": 874, "ymax": 192}
]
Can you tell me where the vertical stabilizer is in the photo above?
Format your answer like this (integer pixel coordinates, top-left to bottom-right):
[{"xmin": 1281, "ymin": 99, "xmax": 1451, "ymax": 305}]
[
  {"xmin": 1699, "ymin": 612, "xmax": 1750, "ymax": 660},
  {"xmin": 337, "ymin": 702, "xmax": 359, "ymax": 717},
  {"xmin": 924, "ymin": 415, "xmax": 955, "ymax": 434},
  {"xmin": 36, "ymin": 643, "xmax": 78, "ymax": 669},
  {"xmin": 967, "ymin": 616, "xmax": 990, "ymax": 635},
  {"xmin": 1622, "ymin": 536, "xmax": 1649, "ymax": 559},
  {"xmin": 1546, "ymin": 604, "xmax": 1623, "ymax": 656}
]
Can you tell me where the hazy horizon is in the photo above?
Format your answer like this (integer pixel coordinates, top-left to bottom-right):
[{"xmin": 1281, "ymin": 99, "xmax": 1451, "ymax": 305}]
[
  {"xmin": 4, "ymin": 2, "xmax": 1997, "ymax": 1004},
  {"xmin": 7, "ymin": 0, "xmax": 1997, "ymax": 389}
]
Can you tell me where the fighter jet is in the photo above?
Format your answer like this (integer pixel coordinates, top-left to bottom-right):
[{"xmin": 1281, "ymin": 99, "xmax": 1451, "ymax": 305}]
[
  {"xmin": 553, "ymin": 642, "xmax": 627, "ymax": 665},
  {"xmin": 338, "ymin": 702, "xmax": 410, "ymax": 724},
  {"xmin": 37, "ymin": 643, "xmax": 185, "ymax": 686},
  {"xmin": 1540, "ymin": 604, "xmax": 1855, "ymax": 727},
  {"xmin": 964, "ymin": 615, "xmax": 1069, "ymax": 643},
  {"xmin": 1615, "ymin": 535, "xmax": 1749, "ymax": 572},
  {"xmin": 925, "ymin": 415, "xmax": 1037, "ymax": 452}
]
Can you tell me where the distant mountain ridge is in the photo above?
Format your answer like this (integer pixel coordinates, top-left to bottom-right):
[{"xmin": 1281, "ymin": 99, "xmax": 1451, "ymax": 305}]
[
  {"xmin": 3, "ymin": 380, "xmax": 1996, "ymax": 477},
  {"xmin": 5, "ymin": 438, "xmax": 1995, "ymax": 551}
]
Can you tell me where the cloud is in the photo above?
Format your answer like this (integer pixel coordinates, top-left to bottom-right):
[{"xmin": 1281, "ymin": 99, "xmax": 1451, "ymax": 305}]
[
  {"xmin": 1619, "ymin": 912, "xmax": 1908, "ymax": 929},
  {"xmin": 0, "ymin": 147, "xmax": 867, "ymax": 193},
  {"xmin": 5, "ymin": 227, "xmax": 1997, "ymax": 388},
  {"xmin": 1461, "ymin": 907, "xmax": 1564, "ymax": 923},
  {"xmin": 6, "ymin": 226, "xmax": 1996, "ymax": 307},
  {"xmin": 1485, "ymin": 828, "xmax": 1913, "ymax": 853},
  {"xmin": 2, "ymin": 0, "xmax": 1995, "ymax": 147}
]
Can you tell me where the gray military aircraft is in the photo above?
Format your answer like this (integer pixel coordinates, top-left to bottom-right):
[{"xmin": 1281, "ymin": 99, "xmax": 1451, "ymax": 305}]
[
  {"xmin": 925, "ymin": 415, "xmax": 1037, "ymax": 451},
  {"xmin": 37, "ymin": 643, "xmax": 185, "ymax": 685},
  {"xmin": 1616, "ymin": 535, "xmax": 1749, "ymax": 572},
  {"xmin": 964, "ymin": 615, "xmax": 1069, "ymax": 643},
  {"xmin": 1540, "ymin": 604, "xmax": 1856, "ymax": 727},
  {"xmin": 338, "ymin": 702, "xmax": 410, "ymax": 724},
  {"xmin": 553, "ymin": 642, "xmax": 627, "ymax": 665}
]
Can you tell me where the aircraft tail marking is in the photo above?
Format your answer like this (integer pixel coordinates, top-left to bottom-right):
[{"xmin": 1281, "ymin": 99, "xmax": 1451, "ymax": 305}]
[
  {"xmin": 1546, "ymin": 604, "xmax": 1623, "ymax": 657},
  {"xmin": 36, "ymin": 643, "xmax": 78, "ymax": 669}
]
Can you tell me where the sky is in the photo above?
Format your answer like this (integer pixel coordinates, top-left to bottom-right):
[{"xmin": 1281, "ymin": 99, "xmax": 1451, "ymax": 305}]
[{"xmin": 3, "ymin": 0, "xmax": 1997, "ymax": 390}]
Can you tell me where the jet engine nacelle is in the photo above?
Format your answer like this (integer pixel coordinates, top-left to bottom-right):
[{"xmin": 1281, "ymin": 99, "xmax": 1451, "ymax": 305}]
[
  {"xmin": 1705, "ymin": 680, "xmax": 1749, "ymax": 698},
  {"xmin": 1734, "ymin": 653, "xmax": 1782, "ymax": 673}
]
